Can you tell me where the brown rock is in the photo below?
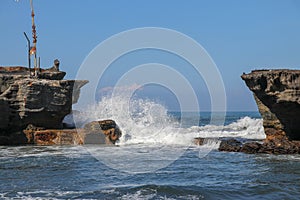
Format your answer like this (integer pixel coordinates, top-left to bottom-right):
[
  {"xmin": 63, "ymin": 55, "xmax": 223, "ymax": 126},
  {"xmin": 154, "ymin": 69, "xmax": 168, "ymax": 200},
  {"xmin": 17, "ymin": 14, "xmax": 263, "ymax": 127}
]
[
  {"xmin": 0, "ymin": 78, "xmax": 87, "ymax": 129},
  {"xmin": 240, "ymin": 69, "xmax": 300, "ymax": 154},
  {"xmin": 240, "ymin": 142, "xmax": 262, "ymax": 154},
  {"xmin": 0, "ymin": 67, "xmax": 123, "ymax": 146},
  {"xmin": 0, "ymin": 66, "xmax": 66, "ymax": 80},
  {"xmin": 218, "ymin": 139, "xmax": 242, "ymax": 152},
  {"xmin": 259, "ymin": 138, "xmax": 300, "ymax": 154},
  {"xmin": 34, "ymin": 129, "xmax": 83, "ymax": 145},
  {"xmin": 83, "ymin": 120, "xmax": 122, "ymax": 144},
  {"xmin": 241, "ymin": 69, "xmax": 300, "ymax": 141},
  {"xmin": 19, "ymin": 119, "xmax": 123, "ymax": 145},
  {"xmin": 23, "ymin": 124, "xmax": 45, "ymax": 144},
  {"xmin": 0, "ymin": 66, "xmax": 88, "ymax": 145}
]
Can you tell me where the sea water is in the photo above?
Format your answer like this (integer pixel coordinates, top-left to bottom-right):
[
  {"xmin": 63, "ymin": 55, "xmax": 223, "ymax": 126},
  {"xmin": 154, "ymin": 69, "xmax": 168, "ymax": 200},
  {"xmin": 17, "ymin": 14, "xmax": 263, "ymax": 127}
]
[{"xmin": 0, "ymin": 95, "xmax": 300, "ymax": 199}]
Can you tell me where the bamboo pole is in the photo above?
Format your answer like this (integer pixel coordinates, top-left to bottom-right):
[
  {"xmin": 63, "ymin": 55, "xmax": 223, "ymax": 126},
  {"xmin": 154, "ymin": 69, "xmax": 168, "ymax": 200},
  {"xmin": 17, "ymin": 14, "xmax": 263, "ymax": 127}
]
[{"xmin": 29, "ymin": 0, "xmax": 38, "ymax": 76}]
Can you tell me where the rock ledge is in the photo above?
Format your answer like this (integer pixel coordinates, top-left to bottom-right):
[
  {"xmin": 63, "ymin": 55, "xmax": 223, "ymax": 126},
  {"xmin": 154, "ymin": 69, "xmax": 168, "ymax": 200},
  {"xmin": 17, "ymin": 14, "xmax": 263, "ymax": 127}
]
[
  {"xmin": 221, "ymin": 69, "xmax": 300, "ymax": 154},
  {"xmin": 0, "ymin": 66, "xmax": 122, "ymax": 145}
]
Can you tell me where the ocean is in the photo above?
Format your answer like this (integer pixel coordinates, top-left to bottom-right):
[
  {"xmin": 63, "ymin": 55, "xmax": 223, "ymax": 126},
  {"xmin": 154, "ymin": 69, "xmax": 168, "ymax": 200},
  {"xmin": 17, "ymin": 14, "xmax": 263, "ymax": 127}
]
[{"xmin": 1, "ymin": 96, "xmax": 300, "ymax": 199}]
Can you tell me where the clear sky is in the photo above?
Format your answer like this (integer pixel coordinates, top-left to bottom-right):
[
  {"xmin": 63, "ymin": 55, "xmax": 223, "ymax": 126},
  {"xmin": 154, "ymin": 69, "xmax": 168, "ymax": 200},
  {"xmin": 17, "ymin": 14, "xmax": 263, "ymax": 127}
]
[{"xmin": 1, "ymin": 0, "xmax": 300, "ymax": 111}]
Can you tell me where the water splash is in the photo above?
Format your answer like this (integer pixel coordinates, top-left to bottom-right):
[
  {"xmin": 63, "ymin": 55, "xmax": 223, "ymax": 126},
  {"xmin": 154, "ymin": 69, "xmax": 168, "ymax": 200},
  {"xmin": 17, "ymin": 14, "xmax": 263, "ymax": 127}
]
[
  {"xmin": 67, "ymin": 88, "xmax": 265, "ymax": 173},
  {"xmin": 71, "ymin": 89, "xmax": 265, "ymax": 147},
  {"xmin": 188, "ymin": 116, "xmax": 265, "ymax": 140},
  {"xmin": 73, "ymin": 88, "xmax": 191, "ymax": 146}
]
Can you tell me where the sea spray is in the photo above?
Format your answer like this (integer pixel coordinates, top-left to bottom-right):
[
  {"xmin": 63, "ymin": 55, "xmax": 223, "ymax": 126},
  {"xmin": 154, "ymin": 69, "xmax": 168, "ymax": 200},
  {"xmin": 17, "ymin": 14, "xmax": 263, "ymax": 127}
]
[
  {"xmin": 188, "ymin": 116, "xmax": 265, "ymax": 140},
  {"xmin": 68, "ymin": 90, "xmax": 265, "ymax": 173},
  {"xmin": 70, "ymin": 89, "xmax": 200, "ymax": 173},
  {"xmin": 73, "ymin": 89, "xmax": 194, "ymax": 146},
  {"xmin": 70, "ymin": 90, "xmax": 265, "ymax": 146}
]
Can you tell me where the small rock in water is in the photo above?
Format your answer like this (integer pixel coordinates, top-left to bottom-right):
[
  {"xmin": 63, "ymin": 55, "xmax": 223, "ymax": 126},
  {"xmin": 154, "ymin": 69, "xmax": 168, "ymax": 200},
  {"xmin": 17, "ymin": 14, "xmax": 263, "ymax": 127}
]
[
  {"xmin": 83, "ymin": 120, "xmax": 122, "ymax": 144},
  {"xmin": 218, "ymin": 139, "xmax": 242, "ymax": 152}
]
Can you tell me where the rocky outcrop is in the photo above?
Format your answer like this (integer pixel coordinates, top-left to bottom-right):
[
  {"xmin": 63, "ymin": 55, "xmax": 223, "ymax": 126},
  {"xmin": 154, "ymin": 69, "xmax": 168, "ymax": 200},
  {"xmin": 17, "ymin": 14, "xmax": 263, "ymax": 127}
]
[
  {"xmin": 33, "ymin": 129, "xmax": 82, "ymax": 145},
  {"xmin": 0, "ymin": 66, "xmax": 87, "ymax": 145},
  {"xmin": 1, "ymin": 78, "xmax": 87, "ymax": 129},
  {"xmin": 83, "ymin": 120, "xmax": 122, "ymax": 144},
  {"xmin": 218, "ymin": 139, "xmax": 242, "ymax": 152},
  {"xmin": 241, "ymin": 69, "xmax": 300, "ymax": 141},
  {"xmin": 218, "ymin": 138, "xmax": 300, "ymax": 154},
  {"xmin": 223, "ymin": 69, "xmax": 300, "ymax": 154},
  {"xmin": 210, "ymin": 69, "xmax": 300, "ymax": 154},
  {"xmin": 0, "ymin": 66, "xmax": 122, "ymax": 145},
  {"xmin": 21, "ymin": 120, "xmax": 122, "ymax": 145}
]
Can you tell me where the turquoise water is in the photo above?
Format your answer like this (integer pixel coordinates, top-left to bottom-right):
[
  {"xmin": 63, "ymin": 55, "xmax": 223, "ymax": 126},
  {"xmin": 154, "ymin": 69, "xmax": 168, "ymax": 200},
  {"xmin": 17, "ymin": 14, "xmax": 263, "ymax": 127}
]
[{"xmin": 1, "ymin": 112, "xmax": 300, "ymax": 199}]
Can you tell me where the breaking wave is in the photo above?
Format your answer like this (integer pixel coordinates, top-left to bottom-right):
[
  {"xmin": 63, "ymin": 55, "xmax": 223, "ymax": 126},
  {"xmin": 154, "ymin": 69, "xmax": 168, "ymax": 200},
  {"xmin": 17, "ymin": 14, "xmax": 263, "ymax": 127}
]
[{"xmin": 71, "ymin": 90, "xmax": 265, "ymax": 147}]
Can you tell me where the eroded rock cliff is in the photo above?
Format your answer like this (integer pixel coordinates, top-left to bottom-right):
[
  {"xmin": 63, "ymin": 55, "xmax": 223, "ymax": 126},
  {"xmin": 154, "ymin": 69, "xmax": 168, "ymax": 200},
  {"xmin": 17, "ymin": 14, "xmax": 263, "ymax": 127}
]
[
  {"xmin": 217, "ymin": 70, "xmax": 300, "ymax": 154},
  {"xmin": 241, "ymin": 69, "xmax": 300, "ymax": 141},
  {"xmin": 214, "ymin": 69, "xmax": 300, "ymax": 154},
  {"xmin": 0, "ymin": 66, "xmax": 88, "ymax": 144},
  {"xmin": 23, "ymin": 120, "xmax": 122, "ymax": 145},
  {"xmin": 0, "ymin": 66, "xmax": 122, "ymax": 145}
]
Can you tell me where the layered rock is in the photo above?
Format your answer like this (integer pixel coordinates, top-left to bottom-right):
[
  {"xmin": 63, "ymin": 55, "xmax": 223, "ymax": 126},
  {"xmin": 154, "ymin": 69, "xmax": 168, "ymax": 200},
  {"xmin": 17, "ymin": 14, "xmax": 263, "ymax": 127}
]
[
  {"xmin": 0, "ymin": 66, "xmax": 88, "ymax": 145},
  {"xmin": 219, "ymin": 69, "xmax": 300, "ymax": 154},
  {"xmin": 22, "ymin": 119, "xmax": 122, "ymax": 145},
  {"xmin": 241, "ymin": 69, "xmax": 300, "ymax": 141},
  {"xmin": 0, "ymin": 65, "xmax": 123, "ymax": 145},
  {"xmin": 33, "ymin": 129, "xmax": 82, "ymax": 145}
]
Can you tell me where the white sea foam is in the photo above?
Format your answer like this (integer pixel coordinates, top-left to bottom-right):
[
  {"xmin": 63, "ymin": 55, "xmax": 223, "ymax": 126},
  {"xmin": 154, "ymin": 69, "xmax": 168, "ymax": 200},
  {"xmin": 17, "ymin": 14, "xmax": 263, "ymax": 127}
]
[
  {"xmin": 120, "ymin": 189, "xmax": 157, "ymax": 200},
  {"xmin": 0, "ymin": 146, "xmax": 86, "ymax": 159},
  {"xmin": 72, "ymin": 90, "xmax": 266, "ymax": 147},
  {"xmin": 188, "ymin": 116, "xmax": 266, "ymax": 140}
]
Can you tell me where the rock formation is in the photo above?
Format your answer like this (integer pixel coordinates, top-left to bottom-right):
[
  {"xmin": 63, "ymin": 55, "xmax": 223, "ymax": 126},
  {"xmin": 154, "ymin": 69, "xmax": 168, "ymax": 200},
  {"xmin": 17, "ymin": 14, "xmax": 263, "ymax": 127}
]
[
  {"xmin": 218, "ymin": 138, "xmax": 300, "ymax": 154},
  {"xmin": 0, "ymin": 66, "xmax": 85, "ymax": 128},
  {"xmin": 83, "ymin": 120, "xmax": 122, "ymax": 144},
  {"xmin": 0, "ymin": 66, "xmax": 122, "ymax": 145},
  {"xmin": 241, "ymin": 69, "xmax": 300, "ymax": 141},
  {"xmin": 218, "ymin": 69, "xmax": 300, "ymax": 154},
  {"xmin": 23, "ymin": 120, "xmax": 122, "ymax": 145},
  {"xmin": 218, "ymin": 139, "xmax": 242, "ymax": 152}
]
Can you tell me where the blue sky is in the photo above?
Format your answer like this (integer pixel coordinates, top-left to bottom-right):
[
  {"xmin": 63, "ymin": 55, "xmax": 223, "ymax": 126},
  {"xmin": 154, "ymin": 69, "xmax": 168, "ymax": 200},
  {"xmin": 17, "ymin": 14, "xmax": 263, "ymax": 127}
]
[{"xmin": 1, "ymin": 0, "xmax": 300, "ymax": 111}]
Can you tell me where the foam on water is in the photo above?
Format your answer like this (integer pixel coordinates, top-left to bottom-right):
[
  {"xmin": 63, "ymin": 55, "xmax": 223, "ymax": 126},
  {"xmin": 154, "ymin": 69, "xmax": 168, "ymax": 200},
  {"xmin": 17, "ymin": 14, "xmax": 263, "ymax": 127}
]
[
  {"xmin": 188, "ymin": 116, "xmax": 266, "ymax": 140},
  {"xmin": 73, "ymin": 90, "xmax": 192, "ymax": 146},
  {"xmin": 72, "ymin": 90, "xmax": 266, "ymax": 147},
  {"xmin": 0, "ymin": 146, "xmax": 86, "ymax": 159}
]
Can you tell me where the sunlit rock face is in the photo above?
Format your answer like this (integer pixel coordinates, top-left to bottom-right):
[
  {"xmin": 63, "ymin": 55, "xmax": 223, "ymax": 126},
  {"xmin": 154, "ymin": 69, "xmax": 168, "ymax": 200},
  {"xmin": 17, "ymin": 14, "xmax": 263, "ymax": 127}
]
[
  {"xmin": 22, "ymin": 119, "xmax": 122, "ymax": 145},
  {"xmin": 242, "ymin": 69, "xmax": 300, "ymax": 141},
  {"xmin": 0, "ymin": 66, "xmax": 88, "ymax": 145}
]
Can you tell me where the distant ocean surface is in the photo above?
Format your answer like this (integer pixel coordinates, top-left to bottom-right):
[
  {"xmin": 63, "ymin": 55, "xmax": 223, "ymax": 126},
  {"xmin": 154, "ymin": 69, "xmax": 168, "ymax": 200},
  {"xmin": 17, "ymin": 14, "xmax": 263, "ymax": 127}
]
[{"xmin": 1, "ymin": 109, "xmax": 300, "ymax": 199}]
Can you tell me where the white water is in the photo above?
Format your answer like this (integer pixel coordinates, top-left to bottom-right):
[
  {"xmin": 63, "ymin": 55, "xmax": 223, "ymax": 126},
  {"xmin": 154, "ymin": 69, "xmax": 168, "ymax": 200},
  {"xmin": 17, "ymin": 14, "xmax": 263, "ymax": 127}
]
[
  {"xmin": 188, "ymin": 116, "xmax": 266, "ymax": 140},
  {"xmin": 70, "ymin": 91, "xmax": 266, "ymax": 147}
]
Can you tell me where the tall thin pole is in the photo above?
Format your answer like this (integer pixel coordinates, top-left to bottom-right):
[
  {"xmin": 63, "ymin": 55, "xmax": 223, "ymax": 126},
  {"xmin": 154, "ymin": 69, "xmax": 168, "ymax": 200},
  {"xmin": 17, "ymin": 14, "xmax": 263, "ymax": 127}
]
[
  {"xmin": 23, "ymin": 32, "xmax": 31, "ymax": 76},
  {"xmin": 29, "ymin": 0, "xmax": 38, "ymax": 76}
]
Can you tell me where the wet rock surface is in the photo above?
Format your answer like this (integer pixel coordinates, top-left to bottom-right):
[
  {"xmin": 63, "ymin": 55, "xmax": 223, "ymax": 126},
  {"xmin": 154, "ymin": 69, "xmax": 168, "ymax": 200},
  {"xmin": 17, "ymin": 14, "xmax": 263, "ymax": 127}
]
[
  {"xmin": 20, "ymin": 120, "xmax": 122, "ymax": 145},
  {"xmin": 218, "ymin": 139, "xmax": 242, "ymax": 152},
  {"xmin": 220, "ymin": 69, "xmax": 300, "ymax": 154},
  {"xmin": 33, "ymin": 129, "xmax": 82, "ymax": 145},
  {"xmin": 83, "ymin": 120, "xmax": 122, "ymax": 144},
  {"xmin": 218, "ymin": 138, "xmax": 300, "ymax": 154}
]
